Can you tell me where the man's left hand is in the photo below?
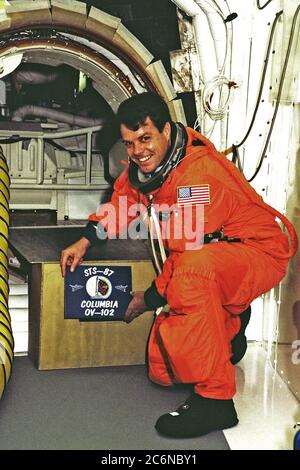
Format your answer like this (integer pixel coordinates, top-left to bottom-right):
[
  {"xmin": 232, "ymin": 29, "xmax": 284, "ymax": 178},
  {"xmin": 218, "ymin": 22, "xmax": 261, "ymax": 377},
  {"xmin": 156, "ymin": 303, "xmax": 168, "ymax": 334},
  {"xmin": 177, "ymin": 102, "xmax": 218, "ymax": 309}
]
[{"xmin": 124, "ymin": 291, "xmax": 149, "ymax": 324}]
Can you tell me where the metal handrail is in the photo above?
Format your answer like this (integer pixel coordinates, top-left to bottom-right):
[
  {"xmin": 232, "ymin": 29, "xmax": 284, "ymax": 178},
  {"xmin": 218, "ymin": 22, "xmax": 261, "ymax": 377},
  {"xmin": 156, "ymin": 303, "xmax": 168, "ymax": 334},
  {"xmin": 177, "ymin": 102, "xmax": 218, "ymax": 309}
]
[{"xmin": 0, "ymin": 124, "xmax": 109, "ymax": 190}]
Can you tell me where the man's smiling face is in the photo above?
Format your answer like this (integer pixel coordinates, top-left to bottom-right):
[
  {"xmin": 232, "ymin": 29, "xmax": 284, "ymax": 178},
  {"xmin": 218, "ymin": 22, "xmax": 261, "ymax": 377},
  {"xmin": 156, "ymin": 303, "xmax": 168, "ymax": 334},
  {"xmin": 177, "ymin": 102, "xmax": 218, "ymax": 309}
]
[{"xmin": 121, "ymin": 117, "xmax": 171, "ymax": 173}]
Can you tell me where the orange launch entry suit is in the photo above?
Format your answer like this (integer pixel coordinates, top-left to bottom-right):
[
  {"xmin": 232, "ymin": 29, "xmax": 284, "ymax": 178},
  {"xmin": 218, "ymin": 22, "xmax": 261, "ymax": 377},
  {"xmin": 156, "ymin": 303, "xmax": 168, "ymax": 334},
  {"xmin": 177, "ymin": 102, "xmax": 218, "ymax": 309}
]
[{"xmin": 89, "ymin": 127, "xmax": 297, "ymax": 399}]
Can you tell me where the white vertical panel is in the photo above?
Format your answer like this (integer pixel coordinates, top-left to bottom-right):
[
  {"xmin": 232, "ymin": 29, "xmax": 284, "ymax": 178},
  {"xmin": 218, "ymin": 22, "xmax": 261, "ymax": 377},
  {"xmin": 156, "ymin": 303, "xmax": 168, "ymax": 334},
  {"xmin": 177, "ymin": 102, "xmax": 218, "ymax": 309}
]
[{"xmin": 9, "ymin": 277, "xmax": 28, "ymax": 355}]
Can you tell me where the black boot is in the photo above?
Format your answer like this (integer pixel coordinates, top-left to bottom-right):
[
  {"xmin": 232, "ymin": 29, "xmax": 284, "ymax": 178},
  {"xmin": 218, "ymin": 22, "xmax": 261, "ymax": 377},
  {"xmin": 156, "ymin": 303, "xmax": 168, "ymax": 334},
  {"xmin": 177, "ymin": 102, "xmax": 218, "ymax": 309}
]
[
  {"xmin": 155, "ymin": 392, "xmax": 238, "ymax": 438},
  {"xmin": 230, "ymin": 306, "xmax": 251, "ymax": 365}
]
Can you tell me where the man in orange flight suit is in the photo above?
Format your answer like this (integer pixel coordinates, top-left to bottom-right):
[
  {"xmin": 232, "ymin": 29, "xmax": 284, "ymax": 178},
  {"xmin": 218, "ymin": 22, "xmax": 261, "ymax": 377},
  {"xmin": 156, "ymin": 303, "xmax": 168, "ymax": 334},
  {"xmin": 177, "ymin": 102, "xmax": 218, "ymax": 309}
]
[{"xmin": 61, "ymin": 92, "xmax": 297, "ymax": 438}]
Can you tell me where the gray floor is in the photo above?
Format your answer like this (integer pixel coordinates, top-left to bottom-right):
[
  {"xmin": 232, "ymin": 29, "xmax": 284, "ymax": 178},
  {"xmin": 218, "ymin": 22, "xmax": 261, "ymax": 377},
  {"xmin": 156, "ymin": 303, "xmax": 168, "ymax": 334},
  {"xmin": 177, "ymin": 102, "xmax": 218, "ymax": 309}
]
[{"xmin": 0, "ymin": 357, "xmax": 229, "ymax": 450}]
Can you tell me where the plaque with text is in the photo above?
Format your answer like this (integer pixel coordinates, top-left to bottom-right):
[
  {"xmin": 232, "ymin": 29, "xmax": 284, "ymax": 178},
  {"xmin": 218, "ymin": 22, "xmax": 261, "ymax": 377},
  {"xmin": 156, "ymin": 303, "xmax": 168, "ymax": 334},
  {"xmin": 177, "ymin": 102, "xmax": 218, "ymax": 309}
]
[{"xmin": 64, "ymin": 265, "xmax": 132, "ymax": 321}]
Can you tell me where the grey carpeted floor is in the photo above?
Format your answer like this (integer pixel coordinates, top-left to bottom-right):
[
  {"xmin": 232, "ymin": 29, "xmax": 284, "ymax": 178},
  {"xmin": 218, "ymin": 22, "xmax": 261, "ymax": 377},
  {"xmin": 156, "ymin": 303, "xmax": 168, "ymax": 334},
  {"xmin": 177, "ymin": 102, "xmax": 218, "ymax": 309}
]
[{"xmin": 0, "ymin": 357, "xmax": 229, "ymax": 450}]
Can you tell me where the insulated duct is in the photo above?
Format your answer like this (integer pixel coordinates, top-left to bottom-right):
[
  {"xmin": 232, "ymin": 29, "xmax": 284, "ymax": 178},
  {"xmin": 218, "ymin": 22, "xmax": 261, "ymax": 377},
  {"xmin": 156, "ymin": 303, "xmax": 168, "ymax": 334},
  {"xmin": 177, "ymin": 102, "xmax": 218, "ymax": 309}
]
[
  {"xmin": 171, "ymin": 0, "xmax": 233, "ymax": 144},
  {"xmin": 11, "ymin": 105, "xmax": 105, "ymax": 154},
  {"xmin": 12, "ymin": 69, "xmax": 59, "ymax": 85},
  {"xmin": 0, "ymin": 145, "xmax": 13, "ymax": 399},
  {"xmin": 172, "ymin": 0, "xmax": 227, "ymax": 76},
  {"xmin": 12, "ymin": 105, "xmax": 104, "ymax": 128},
  {"xmin": 172, "ymin": 0, "xmax": 218, "ymax": 81},
  {"xmin": 195, "ymin": 0, "xmax": 227, "ymax": 73}
]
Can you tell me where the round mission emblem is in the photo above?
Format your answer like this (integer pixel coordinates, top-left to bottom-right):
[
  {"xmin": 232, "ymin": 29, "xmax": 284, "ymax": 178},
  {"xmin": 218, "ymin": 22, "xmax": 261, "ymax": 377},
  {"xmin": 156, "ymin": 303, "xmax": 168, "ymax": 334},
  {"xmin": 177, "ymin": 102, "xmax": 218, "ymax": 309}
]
[{"xmin": 86, "ymin": 275, "xmax": 112, "ymax": 299}]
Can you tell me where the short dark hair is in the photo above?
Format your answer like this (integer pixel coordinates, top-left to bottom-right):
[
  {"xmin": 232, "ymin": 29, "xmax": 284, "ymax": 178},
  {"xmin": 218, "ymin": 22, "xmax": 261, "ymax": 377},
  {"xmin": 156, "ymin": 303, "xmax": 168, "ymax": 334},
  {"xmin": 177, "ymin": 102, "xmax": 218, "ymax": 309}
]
[{"xmin": 117, "ymin": 92, "xmax": 171, "ymax": 132}]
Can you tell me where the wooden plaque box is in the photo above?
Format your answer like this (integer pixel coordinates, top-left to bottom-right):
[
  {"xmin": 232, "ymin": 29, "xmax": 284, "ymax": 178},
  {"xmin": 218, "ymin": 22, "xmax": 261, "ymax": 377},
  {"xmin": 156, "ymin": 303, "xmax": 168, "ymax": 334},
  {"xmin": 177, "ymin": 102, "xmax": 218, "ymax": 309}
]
[{"xmin": 9, "ymin": 228, "xmax": 156, "ymax": 370}]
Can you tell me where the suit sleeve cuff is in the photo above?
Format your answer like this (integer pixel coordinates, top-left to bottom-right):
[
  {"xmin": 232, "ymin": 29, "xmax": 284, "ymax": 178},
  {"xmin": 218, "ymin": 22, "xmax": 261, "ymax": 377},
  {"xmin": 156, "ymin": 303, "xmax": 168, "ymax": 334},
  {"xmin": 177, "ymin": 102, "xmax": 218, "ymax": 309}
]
[
  {"xmin": 82, "ymin": 221, "xmax": 107, "ymax": 246},
  {"xmin": 144, "ymin": 281, "xmax": 167, "ymax": 310}
]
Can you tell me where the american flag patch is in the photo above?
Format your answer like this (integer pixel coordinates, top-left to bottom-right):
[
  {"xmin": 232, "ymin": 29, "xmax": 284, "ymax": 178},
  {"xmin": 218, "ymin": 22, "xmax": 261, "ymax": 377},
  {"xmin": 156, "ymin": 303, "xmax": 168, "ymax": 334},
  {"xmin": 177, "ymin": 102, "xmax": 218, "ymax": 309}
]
[{"xmin": 177, "ymin": 184, "xmax": 210, "ymax": 206}]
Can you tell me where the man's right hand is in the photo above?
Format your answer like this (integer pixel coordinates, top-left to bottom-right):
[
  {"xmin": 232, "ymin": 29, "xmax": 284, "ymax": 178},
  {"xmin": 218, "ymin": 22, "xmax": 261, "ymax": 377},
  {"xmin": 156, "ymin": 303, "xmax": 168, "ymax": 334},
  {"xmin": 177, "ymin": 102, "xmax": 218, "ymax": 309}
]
[{"xmin": 60, "ymin": 237, "xmax": 91, "ymax": 277}]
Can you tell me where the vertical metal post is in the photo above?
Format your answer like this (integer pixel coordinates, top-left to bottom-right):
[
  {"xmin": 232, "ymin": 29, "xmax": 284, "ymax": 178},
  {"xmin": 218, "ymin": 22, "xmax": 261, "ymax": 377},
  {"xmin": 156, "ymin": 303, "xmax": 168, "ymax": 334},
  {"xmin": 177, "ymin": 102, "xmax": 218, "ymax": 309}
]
[
  {"xmin": 85, "ymin": 131, "xmax": 92, "ymax": 186},
  {"xmin": 36, "ymin": 137, "xmax": 45, "ymax": 184}
]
